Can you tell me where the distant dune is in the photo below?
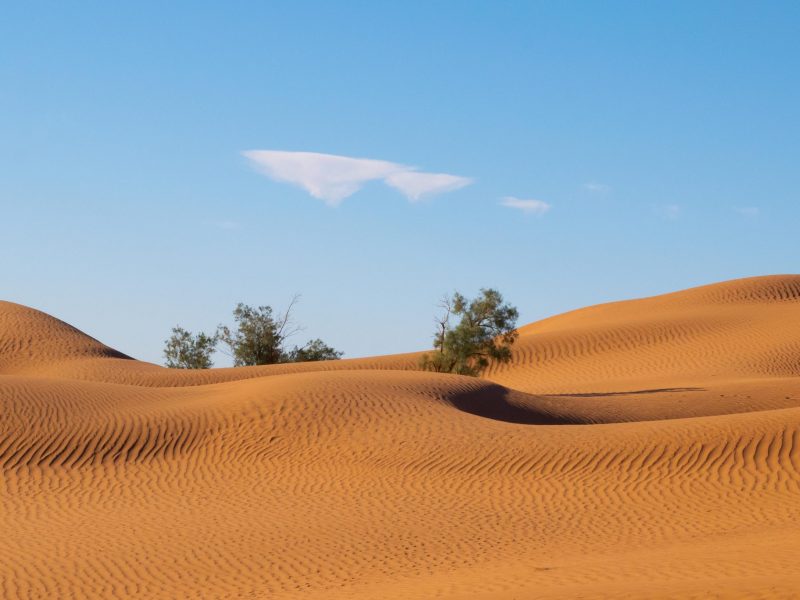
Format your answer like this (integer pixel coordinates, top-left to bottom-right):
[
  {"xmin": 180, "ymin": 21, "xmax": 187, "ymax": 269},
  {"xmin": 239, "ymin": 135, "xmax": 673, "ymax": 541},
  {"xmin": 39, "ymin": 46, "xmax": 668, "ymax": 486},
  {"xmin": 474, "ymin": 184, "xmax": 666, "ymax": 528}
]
[{"xmin": 2, "ymin": 275, "xmax": 800, "ymax": 599}]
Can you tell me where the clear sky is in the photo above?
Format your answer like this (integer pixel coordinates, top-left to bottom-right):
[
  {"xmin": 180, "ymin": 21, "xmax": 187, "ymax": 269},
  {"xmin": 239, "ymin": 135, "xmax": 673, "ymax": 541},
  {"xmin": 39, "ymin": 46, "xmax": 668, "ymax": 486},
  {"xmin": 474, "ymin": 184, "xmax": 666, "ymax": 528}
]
[{"xmin": 2, "ymin": 1, "xmax": 798, "ymax": 366}]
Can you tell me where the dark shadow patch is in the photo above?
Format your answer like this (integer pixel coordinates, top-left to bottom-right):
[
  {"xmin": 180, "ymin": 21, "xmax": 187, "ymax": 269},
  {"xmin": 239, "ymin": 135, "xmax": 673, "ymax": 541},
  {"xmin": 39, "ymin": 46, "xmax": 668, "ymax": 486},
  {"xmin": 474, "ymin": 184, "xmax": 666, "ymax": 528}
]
[
  {"xmin": 550, "ymin": 387, "xmax": 705, "ymax": 398},
  {"xmin": 448, "ymin": 384, "xmax": 576, "ymax": 425}
]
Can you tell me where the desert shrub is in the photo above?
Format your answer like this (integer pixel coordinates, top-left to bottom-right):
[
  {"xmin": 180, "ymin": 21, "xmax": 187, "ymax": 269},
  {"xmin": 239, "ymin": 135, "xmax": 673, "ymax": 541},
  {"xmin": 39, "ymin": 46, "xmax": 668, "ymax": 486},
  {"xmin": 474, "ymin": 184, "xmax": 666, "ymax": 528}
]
[
  {"xmin": 217, "ymin": 298, "xmax": 342, "ymax": 366},
  {"xmin": 163, "ymin": 326, "xmax": 218, "ymax": 369},
  {"xmin": 420, "ymin": 288, "xmax": 518, "ymax": 376},
  {"xmin": 286, "ymin": 338, "xmax": 344, "ymax": 362}
]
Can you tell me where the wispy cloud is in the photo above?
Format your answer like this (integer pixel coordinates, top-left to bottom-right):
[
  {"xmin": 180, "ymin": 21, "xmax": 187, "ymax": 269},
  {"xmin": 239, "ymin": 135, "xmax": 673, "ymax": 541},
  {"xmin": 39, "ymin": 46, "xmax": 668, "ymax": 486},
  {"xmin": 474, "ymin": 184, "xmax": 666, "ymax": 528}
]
[
  {"xmin": 384, "ymin": 171, "xmax": 472, "ymax": 201},
  {"xmin": 500, "ymin": 197, "xmax": 551, "ymax": 215},
  {"xmin": 582, "ymin": 182, "xmax": 611, "ymax": 194},
  {"xmin": 654, "ymin": 204, "xmax": 682, "ymax": 220},
  {"xmin": 243, "ymin": 150, "xmax": 472, "ymax": 206},
  {"xmin": 734, "ymin": 206, "xmax": 760, "ymax": 218}
]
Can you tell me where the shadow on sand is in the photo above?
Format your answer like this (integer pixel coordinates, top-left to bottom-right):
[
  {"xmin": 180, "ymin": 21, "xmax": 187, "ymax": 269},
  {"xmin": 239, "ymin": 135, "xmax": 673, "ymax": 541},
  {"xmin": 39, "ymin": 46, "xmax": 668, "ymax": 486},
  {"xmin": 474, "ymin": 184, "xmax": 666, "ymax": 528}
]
[
  {"xmin": 449, "ymin": 386, "xmax": 707, "ymax": 425},
  {"xmin": 550, "ymin": 387, "xmax": 705, "ymax": 398},
  {"xmin": 449, "ymin": 384, "xmax": 573, "ymax": 425}
]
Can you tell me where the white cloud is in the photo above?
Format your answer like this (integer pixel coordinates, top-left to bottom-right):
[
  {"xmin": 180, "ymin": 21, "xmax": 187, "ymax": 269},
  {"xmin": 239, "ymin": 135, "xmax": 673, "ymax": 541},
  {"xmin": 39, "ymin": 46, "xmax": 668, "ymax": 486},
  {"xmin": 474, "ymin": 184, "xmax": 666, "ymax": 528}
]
[
  {"xmin": 384, "ymin": 171, "xmax": 473, "ymax": 201},
  {"xmin": 500, "ymin": 197, "xmax": 551, "ymax": 215},
  {"xmin": 243, "ymin": 150, "xmax": 472, "ymax": 206},
  {"xmin": 583, "ymin": 182, "xmax": 611, "ymax": 194},
  {"xmin": 734, "ymin": 206, "xmax": 760, "ymax": 218}
]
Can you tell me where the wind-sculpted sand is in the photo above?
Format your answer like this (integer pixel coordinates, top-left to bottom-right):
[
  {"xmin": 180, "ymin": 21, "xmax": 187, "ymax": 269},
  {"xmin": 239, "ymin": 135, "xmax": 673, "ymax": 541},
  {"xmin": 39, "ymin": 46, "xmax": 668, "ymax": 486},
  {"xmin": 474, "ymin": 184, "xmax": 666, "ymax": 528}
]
[{"xmin": 2, "ymin": 275, "xmax": 800, "ymax": 599}]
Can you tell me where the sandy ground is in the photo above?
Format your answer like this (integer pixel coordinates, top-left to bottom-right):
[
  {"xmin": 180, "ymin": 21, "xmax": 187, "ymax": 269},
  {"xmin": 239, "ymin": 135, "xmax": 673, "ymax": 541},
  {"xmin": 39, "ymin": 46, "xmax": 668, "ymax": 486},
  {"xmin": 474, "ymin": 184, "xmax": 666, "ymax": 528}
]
[{"xmin": 2, "ymin": 274, "xmax": 800, "ymax": 599}]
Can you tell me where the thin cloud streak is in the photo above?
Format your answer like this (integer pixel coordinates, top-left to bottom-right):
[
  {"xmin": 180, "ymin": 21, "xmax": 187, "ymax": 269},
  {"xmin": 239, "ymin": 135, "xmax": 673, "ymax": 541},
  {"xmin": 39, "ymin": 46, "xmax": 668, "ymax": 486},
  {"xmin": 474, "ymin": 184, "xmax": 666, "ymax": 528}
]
[
  {"xmin": 500, "ymin": 197, "xmax": 551, "ymax": 215},
  {"xmin": 583, "ymin": 182, "xmax": 611, "ymax": 194},
  {"xmin": 243, "ymin": 150, "xmax": 472, "ymax": 206}
]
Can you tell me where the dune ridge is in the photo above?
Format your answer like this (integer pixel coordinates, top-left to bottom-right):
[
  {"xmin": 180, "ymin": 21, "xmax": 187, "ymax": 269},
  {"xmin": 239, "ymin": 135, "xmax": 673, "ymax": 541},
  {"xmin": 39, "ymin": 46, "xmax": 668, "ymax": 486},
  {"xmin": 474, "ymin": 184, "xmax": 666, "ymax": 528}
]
[{"xmin": 2, "ymin": 275, "xmax": 800, "ymax": 599}]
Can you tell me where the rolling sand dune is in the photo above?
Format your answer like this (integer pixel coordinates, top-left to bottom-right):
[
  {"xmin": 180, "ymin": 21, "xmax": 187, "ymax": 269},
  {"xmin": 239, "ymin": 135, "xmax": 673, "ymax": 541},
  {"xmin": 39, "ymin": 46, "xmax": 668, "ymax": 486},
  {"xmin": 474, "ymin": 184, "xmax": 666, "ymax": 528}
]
[{"xmin": 2, "ymin": 275, "xmax": 800, "ymax": 598}]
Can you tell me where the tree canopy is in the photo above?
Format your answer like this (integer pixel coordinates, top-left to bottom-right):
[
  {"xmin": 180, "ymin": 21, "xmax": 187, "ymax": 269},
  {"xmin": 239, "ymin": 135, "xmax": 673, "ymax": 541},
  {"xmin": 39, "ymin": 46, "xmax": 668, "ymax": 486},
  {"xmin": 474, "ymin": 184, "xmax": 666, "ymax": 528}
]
[
  {"xmin": 286, "ymin": 338, "xmax": 344, "ymax": 362},
  {"xmin": 163, "ymin": 297, "xmax": 343, "ymax": 368},
  {"xmin": 163, "ymin": 326, "xmax": 218, "ymax": 369},
  {"xmin": 420, "ymin": 288, "xmax": 518, "ymax": 376},
  {"xmin": 216, "ymin": 298, "xmax": 342, "ymax": 367},
  {"xmin": 217, "ymin": 301, "xmax": 299, "ymax": 367}
]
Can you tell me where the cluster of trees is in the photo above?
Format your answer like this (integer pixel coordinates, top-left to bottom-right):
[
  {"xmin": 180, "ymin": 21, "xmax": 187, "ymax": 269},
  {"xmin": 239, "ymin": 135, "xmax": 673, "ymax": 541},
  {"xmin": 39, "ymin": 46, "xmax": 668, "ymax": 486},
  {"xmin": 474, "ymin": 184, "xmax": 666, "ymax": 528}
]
[
  {"xmin": 419, "ymin": 288, "xmax": 519, "ymax": 376},
  {"xmin": 164, "ymin": 289, "xmax": 519, "ymax": 377},
  {"xmin": 164, "ymin": 297, "xmax": 342, "ymax": 369}
]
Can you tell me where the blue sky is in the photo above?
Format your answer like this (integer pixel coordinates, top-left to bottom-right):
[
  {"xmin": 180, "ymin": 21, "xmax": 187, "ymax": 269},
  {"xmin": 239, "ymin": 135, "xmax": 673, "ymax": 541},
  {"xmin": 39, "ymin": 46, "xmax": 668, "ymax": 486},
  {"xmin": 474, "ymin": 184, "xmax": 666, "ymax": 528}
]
[{"xmin": 2, "ymin": 1, "xmax": 798, "ymax": 365}]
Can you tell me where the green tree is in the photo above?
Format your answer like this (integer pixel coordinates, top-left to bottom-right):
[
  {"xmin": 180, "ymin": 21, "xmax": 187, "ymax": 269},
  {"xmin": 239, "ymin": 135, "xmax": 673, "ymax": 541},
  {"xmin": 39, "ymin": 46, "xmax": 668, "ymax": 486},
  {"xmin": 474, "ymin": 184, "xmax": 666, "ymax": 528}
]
[
  {"xmin": 217, "ymin": 297, "xmax": 343, "ymax": 366},
  {"xmin": 420, "ymin": 288, "xmax": 519, "ymax": 376},
  {"xmin": 287, "ymin": 338, "xmax": 344, "ymax": 362},
  {"xmin": 217, "ymin": 302, "xmax": 293, "ymax": 366},
  {"xmin": 163, "ymin": 326, "xmax": 218, "ymax": 369}
]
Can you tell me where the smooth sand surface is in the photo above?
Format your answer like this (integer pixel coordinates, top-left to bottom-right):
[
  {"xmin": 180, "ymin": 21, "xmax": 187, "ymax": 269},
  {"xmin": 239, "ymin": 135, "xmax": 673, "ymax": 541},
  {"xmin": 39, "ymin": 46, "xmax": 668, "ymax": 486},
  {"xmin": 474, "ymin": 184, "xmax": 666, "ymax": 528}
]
[{"xmin": 2, "ymin": 275, "xmax": 800, "ymax": 599}]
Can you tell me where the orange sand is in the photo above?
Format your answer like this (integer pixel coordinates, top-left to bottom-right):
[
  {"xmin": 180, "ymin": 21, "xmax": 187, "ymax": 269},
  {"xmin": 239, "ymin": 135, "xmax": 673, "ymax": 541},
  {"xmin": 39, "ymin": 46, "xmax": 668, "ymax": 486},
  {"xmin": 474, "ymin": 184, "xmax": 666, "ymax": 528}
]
[{"xmin": 2, "ymin": 275, "xmax": 800, "ymax": 598}]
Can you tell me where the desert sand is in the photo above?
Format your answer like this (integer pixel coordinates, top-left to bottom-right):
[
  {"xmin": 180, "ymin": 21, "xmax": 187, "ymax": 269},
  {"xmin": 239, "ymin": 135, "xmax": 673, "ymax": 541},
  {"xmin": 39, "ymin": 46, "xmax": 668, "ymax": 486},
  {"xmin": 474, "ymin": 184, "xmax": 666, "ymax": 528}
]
[{"xmin": 2, "ymin": 274, "xmax": 800, "ymax": 599}]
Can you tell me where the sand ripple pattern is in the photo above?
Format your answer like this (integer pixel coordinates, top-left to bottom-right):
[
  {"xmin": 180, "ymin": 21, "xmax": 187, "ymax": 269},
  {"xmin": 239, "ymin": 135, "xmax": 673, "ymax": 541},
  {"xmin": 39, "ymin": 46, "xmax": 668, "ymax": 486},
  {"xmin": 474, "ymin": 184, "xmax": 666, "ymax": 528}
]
[{"xmin": 2, "ymin": 275, "xmax": 800, "ymax": 599}]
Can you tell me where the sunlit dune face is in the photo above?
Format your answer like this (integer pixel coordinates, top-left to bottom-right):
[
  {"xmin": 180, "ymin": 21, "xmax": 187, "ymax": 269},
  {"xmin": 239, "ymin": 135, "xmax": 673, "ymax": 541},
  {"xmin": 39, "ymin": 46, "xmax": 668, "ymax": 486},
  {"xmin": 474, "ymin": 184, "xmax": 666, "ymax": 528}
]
[{"xmin": 2, "ymin": 275, "xmax": 800, "ymax": 599}]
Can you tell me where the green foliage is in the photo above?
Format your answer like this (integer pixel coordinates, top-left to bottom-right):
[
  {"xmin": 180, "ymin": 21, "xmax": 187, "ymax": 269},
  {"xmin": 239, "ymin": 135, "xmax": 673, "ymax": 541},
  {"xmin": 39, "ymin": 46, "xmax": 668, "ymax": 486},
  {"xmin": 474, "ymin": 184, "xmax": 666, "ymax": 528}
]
[
  {"xmin": 287, "ymin": 338, "xmax": 344, "ymax": 362},
  {"xmin": 163, "ymin": 326, "xmax": 218, "ymax": 369},
  {"xmin": 420, "ymin": 288, "xmax": 519, "ymax": 376},
  {"xmin": 217, "ymin": 298, "xmax": 343, "ymax": 366},
  {"xmin": 217, "ymin": 303, "xmax": 291, "ymax": 366}
]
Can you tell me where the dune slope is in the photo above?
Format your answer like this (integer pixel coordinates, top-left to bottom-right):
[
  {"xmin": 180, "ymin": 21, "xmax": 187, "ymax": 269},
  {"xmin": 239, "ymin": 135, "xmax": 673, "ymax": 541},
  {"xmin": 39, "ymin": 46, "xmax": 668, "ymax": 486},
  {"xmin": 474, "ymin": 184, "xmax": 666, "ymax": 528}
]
[{"xmin": 2, "ymin": 275, "xmax": 800, "ymax": 599}]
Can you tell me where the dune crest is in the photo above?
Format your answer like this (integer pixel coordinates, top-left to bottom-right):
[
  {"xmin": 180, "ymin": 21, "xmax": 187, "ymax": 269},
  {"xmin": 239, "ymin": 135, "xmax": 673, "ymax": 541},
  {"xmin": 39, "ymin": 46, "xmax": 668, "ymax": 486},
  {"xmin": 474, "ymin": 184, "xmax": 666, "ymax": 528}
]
[
  {"xmin": 2, "ymin": 275, "xmax": 800, "ymax": 599},
  {"xmin": 0, "ymin": 301, "xmax": 132, "ymax": 373}
]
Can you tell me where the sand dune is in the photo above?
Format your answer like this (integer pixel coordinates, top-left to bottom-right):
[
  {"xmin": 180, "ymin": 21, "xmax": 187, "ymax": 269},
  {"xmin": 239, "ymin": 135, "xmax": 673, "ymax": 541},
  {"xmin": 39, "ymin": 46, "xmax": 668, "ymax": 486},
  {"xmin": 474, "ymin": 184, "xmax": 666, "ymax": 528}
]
[{"xmin": 2, "ymin": 275, "xmax": 800, "ymax": 598}]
